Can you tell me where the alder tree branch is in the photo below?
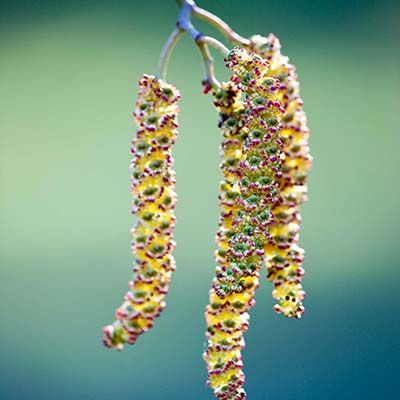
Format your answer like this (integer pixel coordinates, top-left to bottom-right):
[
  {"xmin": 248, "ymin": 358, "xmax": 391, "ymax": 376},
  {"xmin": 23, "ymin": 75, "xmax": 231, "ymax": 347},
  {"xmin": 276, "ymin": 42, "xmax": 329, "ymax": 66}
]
[{"xmin": 158, "ymin": 0, "xmax": 236, "ymax": 88}]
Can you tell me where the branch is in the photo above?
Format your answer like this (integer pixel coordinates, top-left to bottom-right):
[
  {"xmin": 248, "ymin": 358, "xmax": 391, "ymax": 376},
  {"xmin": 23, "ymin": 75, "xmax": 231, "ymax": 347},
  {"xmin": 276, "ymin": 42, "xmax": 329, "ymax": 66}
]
[
  {"xmin": 159, "ymin": 0, "xmax": 229, "ymax": 89},
  {"xmin": 198, "ymin": 35, "xmax": 229, "ymax": 57},
  {"xmin": 158, "ymin": 27, "xmax": 185, "ymax": 80},
  {"xmin": 193, "ymin": 4, "xmax": 250, "ymax": 47},
  {"xmin": 197, "ymin": 42, "xmax": 220, "ymax": 89}
]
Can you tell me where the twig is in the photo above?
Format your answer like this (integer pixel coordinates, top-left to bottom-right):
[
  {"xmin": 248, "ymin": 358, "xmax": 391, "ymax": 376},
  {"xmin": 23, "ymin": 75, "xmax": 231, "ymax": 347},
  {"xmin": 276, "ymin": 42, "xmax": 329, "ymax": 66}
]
[
  {"xmin": 198, "ymin": 35, "xmax": 229, "ymax": 57},
  {"xmin": 158, "ymin": 0, "xmax": 230, "ymax": 88},
  {"xmin": 158, "ymin": 27, "xmax": 185, "ymax": 80},
  {"xmin": 197, "ymin": 42, "xmax": 220, "ymax": 89},
  {"xmin": 193, "ymin": 4, "xmax": 250, "ymax": 47}
]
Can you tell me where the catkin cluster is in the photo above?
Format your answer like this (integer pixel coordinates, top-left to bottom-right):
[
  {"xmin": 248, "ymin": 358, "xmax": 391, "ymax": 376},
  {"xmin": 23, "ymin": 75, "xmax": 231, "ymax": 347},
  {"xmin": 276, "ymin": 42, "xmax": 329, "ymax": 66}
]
[
  {"xmin": 101, "ymin": 2, "xmax": 314, "ymax": 398},
  {"xmin": 249, "ymin": 34, "xmax": 312, "ymax": 318},
  {"xmin": 204, "ymin": 48, "xmax": 285, "ymax": 400},
  {"xmin": 103, "ymin": 74, "xmax": 180, "ymax": 350}
]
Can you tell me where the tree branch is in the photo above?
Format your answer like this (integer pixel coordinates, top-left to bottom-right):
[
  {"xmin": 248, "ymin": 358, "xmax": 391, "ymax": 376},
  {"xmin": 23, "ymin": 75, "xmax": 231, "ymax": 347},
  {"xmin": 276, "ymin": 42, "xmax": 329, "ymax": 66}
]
[
  {"xmin": 158, "ymin": 27, "xmax": 185, "ymax": 80},
  {"xmin": 158, "ymin": 0, "xmax": 230, "ymax": 89},
  {"xmin": 193, "ymin": 4, "xmax": 250, "ymax": 47}
]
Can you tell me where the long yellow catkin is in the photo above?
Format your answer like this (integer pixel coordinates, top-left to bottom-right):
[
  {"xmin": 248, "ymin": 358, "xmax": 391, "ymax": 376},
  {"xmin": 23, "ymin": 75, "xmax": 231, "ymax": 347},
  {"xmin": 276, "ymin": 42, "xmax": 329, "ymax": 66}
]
[
  {"xmin": 204, "ymin": 48, "xmax": 285, "ymax": 400},
  {"xmin": 103, "ymin": 74, "xmax": 180, "ymax": 350},
  {"xmin": 249, "ymin": 34, "xmax": 312, "ymax": 318}
]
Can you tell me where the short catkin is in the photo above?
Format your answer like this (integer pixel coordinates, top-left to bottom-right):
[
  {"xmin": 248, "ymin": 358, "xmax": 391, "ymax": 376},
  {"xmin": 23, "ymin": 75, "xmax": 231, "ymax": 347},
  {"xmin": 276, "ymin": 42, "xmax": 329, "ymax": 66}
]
[
  {"xmin": 204, "ymin": 48, "xmax": 285, "ymax": 400},
  {"xmin": 103, "ymin": 74, "xmax": 180, "ymax": 350},
  {"xmin": 249, "ymin": 34, "xmax": 312, "ymax": 318}
]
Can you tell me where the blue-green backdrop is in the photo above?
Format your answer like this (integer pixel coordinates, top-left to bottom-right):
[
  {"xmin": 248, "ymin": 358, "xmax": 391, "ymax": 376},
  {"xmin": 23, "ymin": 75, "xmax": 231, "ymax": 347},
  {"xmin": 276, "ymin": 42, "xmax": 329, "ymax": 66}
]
[{"xmin": 1, "ymin": 0, "xmax": 399, "ymax": 399}]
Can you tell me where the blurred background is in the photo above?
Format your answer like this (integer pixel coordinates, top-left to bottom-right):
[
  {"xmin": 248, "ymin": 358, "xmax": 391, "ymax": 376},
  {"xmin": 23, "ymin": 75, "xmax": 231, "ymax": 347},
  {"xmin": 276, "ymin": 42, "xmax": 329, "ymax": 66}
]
[{"xmin": 1, "ymin": 0, "xmax": 399, "ymax": 399}]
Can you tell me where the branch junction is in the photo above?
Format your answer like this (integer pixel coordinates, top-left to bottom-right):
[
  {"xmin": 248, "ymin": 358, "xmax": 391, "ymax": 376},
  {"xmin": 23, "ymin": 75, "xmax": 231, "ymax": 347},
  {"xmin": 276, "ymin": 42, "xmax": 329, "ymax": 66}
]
[{"xmin": 158, "ymin": 0, "xmax": 249, "ymax": 88}]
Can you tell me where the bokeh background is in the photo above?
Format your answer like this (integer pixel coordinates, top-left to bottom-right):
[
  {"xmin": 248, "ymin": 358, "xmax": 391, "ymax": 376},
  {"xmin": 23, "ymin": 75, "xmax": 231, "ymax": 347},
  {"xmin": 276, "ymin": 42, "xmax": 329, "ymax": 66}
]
[{"xmin": 1, "ymin": 0, "xmax": 399, "ymax": 399}]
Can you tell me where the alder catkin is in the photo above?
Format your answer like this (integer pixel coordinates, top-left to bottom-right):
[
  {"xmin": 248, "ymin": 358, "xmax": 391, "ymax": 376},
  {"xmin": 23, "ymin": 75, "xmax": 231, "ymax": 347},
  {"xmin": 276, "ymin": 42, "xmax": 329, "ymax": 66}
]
[
  {"xmin": 204, "ymin": 48, "xmax": 285, "ymax": 400},
  {"xmin": 103, "ymin": 74, "xmax": 180, "ymax": 350},
  {"xmin": 249, "ymin": 34, "xmax": 312, "ymax": 318}
]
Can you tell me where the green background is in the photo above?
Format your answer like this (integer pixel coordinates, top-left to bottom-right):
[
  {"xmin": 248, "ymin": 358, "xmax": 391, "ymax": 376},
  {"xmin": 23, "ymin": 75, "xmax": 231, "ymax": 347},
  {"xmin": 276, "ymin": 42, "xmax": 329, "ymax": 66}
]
[{"xmin": 1, "ymin": 0, "xmax": 399, "ymax": 398}]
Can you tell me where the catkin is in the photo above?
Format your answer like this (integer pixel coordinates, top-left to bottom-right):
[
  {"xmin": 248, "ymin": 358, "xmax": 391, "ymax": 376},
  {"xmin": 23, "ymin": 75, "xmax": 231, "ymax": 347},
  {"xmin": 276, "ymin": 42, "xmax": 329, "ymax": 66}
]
[
  {"xmin": 103, "ymin": 74, "xmax": 180, "ymax": 350},
  {"xmin": 204, "ymin": 48, "xmax": 285, "ymax": 400},
  {"xmin": 249, "ymin": 34, "xmax": 312, "ymax": 318}
]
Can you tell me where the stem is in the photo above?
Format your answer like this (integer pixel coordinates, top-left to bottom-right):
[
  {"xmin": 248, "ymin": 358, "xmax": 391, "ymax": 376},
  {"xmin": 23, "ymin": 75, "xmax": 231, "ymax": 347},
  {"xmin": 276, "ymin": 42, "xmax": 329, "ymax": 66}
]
[
  {"xmin": 158, "ymin": 27, "xmax": 185, "ymax": 80},
  {"xmin": 176, "ymin": 0, "xmax": 201, "ymax": 42},
  {"xmin": 197, "ymin": 42, "xmax": 220, "ymax": 89},
  {"xmin": 161, "ymin": 0, "xmax": 238, "ymax": 87},
  {"xmin": 158, "ymin": 0, "xmax": 228, "ymax": 88},
  {"xmin": 193, "ymin": 4, "xmax": 250, "ymax": 47},
  {"xmin": 199, "ymin": 35, "xmax": 229, "ymax": 57}
]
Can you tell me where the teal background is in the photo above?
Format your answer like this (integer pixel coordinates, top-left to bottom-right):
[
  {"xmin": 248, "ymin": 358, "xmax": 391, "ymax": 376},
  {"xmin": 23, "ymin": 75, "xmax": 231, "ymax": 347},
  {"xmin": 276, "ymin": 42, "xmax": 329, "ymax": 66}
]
[{"xmin": 1, "ymin": 0, "xmax": 399, "ymax": 399}]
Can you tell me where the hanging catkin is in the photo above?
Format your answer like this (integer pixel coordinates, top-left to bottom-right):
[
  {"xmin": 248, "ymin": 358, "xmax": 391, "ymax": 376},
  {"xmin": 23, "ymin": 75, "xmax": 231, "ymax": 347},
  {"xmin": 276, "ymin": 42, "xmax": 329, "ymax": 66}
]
[
  {"xmin": 204, "ymin": 48, "xmax": 285, "ymax": 400},
  {"xmin": 249, "ymin": 34, "xmax": 312, "ymax": 318},
  {"xmin": 103, "ymin": 74, "xmax": 180, "ymax": 350}
]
